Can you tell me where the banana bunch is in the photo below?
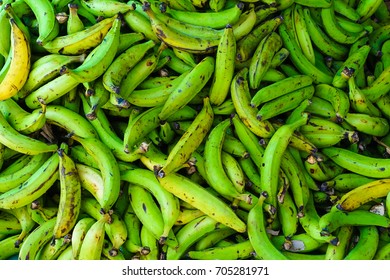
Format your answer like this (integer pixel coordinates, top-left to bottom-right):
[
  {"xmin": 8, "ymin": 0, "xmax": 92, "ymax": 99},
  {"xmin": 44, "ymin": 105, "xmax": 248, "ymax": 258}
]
[{"xmin": 2, "ymin": 0, "xmax": 390, "ymax": 261}]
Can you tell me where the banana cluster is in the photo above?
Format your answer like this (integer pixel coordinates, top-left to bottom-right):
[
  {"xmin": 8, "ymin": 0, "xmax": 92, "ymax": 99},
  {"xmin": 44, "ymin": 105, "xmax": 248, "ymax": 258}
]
[{"xmin": 1, "ymin": 0, "xmax": 390, "ymax": 261}]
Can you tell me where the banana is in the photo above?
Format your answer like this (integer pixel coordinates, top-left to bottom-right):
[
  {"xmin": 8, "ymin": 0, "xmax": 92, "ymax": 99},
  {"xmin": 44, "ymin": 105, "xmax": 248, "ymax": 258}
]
[
  {"xmin": 37, "ymin": 234, "xmax": 71, "ymax": 260},
  {"xmin": 194, "ymin": 227, "xmax": 236, "ymax": 251},
  {"xmin": 259, "ymin": 113, "xmax": 309, "ymax": 209},
  {"xmin": 321, "ymin": 5, "xmax": 370, "ymax": 45},
  {"xmin": 256, "ymin": 85, "xmax": 315, "ymax": 121},
  {"xmin": 24, "ymin": 72, "xmax": 81, "ymax": 109},
  {"xmin": 277, "ymin": 190, "xmax": 299, "ymax": 238},
  {"xmin": 123, "ymin": 204, "xmax": 151, "ymax": 256},
  {"xmin": 67, "ymin": 3, "xmax": 85, "ymax": 35},
  {"xmin": 248, "ymin": 192, "xmax": 288, "ymax": 260},
  {"xmin": 78, "ymin": 213, "xmax": 111, "ymax": 260},
  {"xmin": 231, "ymin": 68, "xmax": 275, "ymax": 138},
  {"xmin": 355, "ymin": 0, "xmax": 383, "ymax": 22},
  {"xmin": 249, "ymin": 31, "xmax": 282, "ymax": 89},
  {"xmin": 144, "ymin": 3, "xmax": 221, "ymax": 53},
  {"xmin": 45, "ymin": 104, "xmax": 98, "ymax": 138},
  {"xmin": 222, "ymin": 134, "xmax": 249, "ymax": 159},
  {"xmin": 120, "ymin": 168, "xmax": 180, "ymax": 245},
  {"xmin": 189, "ymin": 239, "xmax": 254, "ymax": 260},
  {"xmin": 164, "ymin": 1, "xmax": 243, "ymax": 29},
  {"xmin": 52, "ymin": 146, "xmax": 82, "ymax": 240},
  {"xmin": 303, "ymin": 153, "xmax": 345, "ymax": 182},
  {"xmin": 17, "ymin": 216, "xmax": 54, "ymax": 260},
  {"xmin": 2, "ymin": 206, "xmax": 36, "ymax": 247},
  {"xmin": 18, "ymin": 53, "xmax": 86, "ymax": 98},
  {"xmin": 332, "ymin": 44, "xmax": 371, "ymax": 89},
  {"xmin": 306, "ymin": 96, "xmax": 339, "ymax": 122},
  {"xmin": 157, "ymin": 97, "xmax": 213, "ymax": 177},
  {"xmin": 120, "ymin": 49, "xmax": 162, "ymax": 100},
  {"xmin": 236, "ymin": 15, "xmax": 283, "ymax": 62},
  {"xmin": 0, "ymin": 98, "xmax": 46, "ymax": 135},
  {"xmin": 324, "ymin": 225, "xmax": 354, "ymax": 260},
  {"xmin": 336, "ymin": 179, "xmax": 390, "ymax": 211},
  {"xmin": 209, "ymin": 25, "xmax": 236, "ymax": 106},
  {"xmin": 361, "ymin": 65, "xmax": 390, "ymax": 102},
  {"xmin": 42, "ymin": 15, "xmax": 115, "ymax": 54},
  {"xmin": 70, "ymin": 135, "xmax": 121, "ymax": 213},
  {"xmin": 79, "ymin": 93, "xmax": 147, "ymax": 162},
  {"xmin": 278, "ymin": 11, "xmax": 333, "ymax": 84},
  {"xmin": 123, "ymin": 106, "xmax": 162, "ymax": 153},
  {"xmin": 204, "ymin": 119, "xmax": 252, "ymax": 204},
  {"xmin": 79, "ymin": 0, "xmax": 134, "ymax": 17},
  {"xmin": 139, "ymin": 225, "xmax": 159, "ymax": 260},
  {"xmin": 320, "ymin": 208, "xmax": 390, "ymax": 235},
  {"xmin": 321, "ymin": 172, "xmax": 376, "ymax": 193},
  {"xmin": 344, "ymin": 112, "xmax": 390, "ymax": 137},
  {"xmin": 158, "ymin": 56, "xmax": 214, "ymax": 121},
  {"xmin": 0, "ymin": 235, "xmax": 21, "ymax": 260},
  {"xmin": 70, "ymin": 15, "xmax": 121, "ymax": 83},
  {"xmin": 102, "ymin": 40, "xmax": 156, "ymax": 96},
  {"xmin": 0, "ymin": 211, "xmax": 22, "ymax": 235},
  {"xmin": 293, "ymin": 0, "xmax": 331, "ymax": 8},
  {"xmin": 157, "ymin": 172, "xmax": 246, "ymax": 233},
  {"xmin": 0, "ymin": 18, "xmax": 30, "ymax": 101},
  {"xmin": 71, "ymin": 216, "xmax": 96, "ymax": 260},
  {"xmin": 0, "ymin": 152, "xmax": 51, "ymax": 193},
  {"xmin": 293, "ymin": 3, "xmax": 315, "ymax": 65},
  {"xmin": 348, "ymin": 75, "xmax": 382, "ymax": 117},
  {"xmin": 166, "ymin": 215, "xmax": 226, "ymax": 260},
  {"xmin": 0, "ymin": 151, "xmax": 59, "ymax": 210},
  {"xmin": 23, "ymin": 0, "xmax": 59, "ymax": 45},
  {"xmin": 314, "ymin": 83, "xmax": 350, "ymax": 121},
  {"xmin": 128, "ymin": 184, "xmax": 178, "ymax": 248},
  {"xmin": 344, "ymin": 226, "xmax": 379, "ymax": 260},
  {"xmin": 0, "ymin": 112, "xmax": 58, "ymax": 156},
  {"xmin": 334, "ymin": 0, "xmax": 361, "ymax": 21}
]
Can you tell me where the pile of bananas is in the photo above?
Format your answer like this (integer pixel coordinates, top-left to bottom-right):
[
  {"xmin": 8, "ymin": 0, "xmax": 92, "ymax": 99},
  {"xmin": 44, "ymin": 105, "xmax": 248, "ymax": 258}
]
[{"xmin": 1, "ymin": 0, "xmax": 390, "ymax": 261}]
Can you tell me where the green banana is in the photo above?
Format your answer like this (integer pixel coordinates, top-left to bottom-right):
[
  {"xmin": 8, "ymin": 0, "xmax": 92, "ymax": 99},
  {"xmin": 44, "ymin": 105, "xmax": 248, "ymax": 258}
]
[
  {"xmin": 71, "ymin": 216, "xmax": 96, "ymax": 260},
  {"xmin": 23, "ymin": 0, "xmax": 59, "ymax": 45},
  {"xmin": 158, "ymin": 56, "xmax": 214, "ymax": 121},
  {"xmin": 18, "ymin": 217, "xmax": 57, "ymax": 260},
  {"xmin": 209, "ymin": 25, "xmax": 236, "ymax": 106},
  {"xmin": 344, "ymin": 112, "xmax": 389, "ymax": 137},
  {"xmin": 70, "ymin": 15, "xmax": 121, "ymax": 83},
  {"xmin": 0, "ymin": 151, "xmax": 59, "ymax": 209},
  {"xmin": 42, "ymin": 15, "xmax": 115, "ymax": 54},
  {"xmin": 79, "ymin": 0, "xmax": 134, "ymax": 17},
  {"xmin": 66, "ymin": 3, "xmax": 85, "ymax": 35},
  {"xmin": 0, "ymin": 235, "xmax": 21, "ymax": 260},
  {"xmin": 102, "ymin": 40, "xmax": 156, "ymax": 96},
  {"xmin": 248, "ymin": 31, "xmax": 283, "ymax": 89},
  {"xmin": 314, "ymin": 83, "xmax": 350, "ymax": 121},
  {"xmin": 157, "ymin": 97, "xmax": 213, "ymax": 177},
  {"xmin": 120, "ymin": 168, "xmax": 180, "ymax": 245},
  {"xmin": 78, "ymin": 213, "xmax": 111, "ymax": 260},
  {"xmin": 248, "ymin": 192, "xmax": 288, "ymax": 260},
  {"xmin": 53, "ymin": 146, "xmax": 82, "ymax": 240},
  {"xmin": 230, "ymin": 67, "xmax": 275, "ymax": 138},
  {"xmin": 204, "ymin": 119, "xmax": 252, "ymax": 204}
]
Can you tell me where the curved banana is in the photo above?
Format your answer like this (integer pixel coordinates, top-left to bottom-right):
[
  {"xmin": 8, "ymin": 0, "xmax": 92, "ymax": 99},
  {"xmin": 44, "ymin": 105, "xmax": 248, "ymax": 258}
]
[
  {"xmin": 70, "ymin": 15, "xmax": 121, "ymax": 83},
  {"xmin": 336, "ymin": 179, "xmax": 390, "ymax": 211},
  {"xmin": 78, "ymin": 213, "xmax": 111, "ymax": 260},
  {"xmin": 120, "ymin": 168, "xmax": 181, "ymax": 245},
  {"xmin": 102, "ymin": 40, "xmax": 156, "ymax": 96},
  {"xmin": 158, "ymin": 56, "xmax": 215, "ymax": 121},
  {"xmin": 204, "ymin": 119, "xmax": 252, "ymax": 204},
  {"xmin": 23, "ymin": 0, "xmax": 59, "ymax": 45},
  {"xmin": 18, "ymin": 217, "xmax": 57, "ymax": 260},
  {"xmin": 0, "ymin": 235, "xmax": 21, "ymax": 260},
  {"xmin": 248, "ymin": 192, "xmax": 288, "ymax": 260},
  {"xmin": 53, "ymin": 146, "xmax": 82, "ymax": 240},
  {"xmin": 231, "ymin": 67, "xmax": 275, "ymax": 138},
  {"xmin": 70, "ymin": 216, "xmax": 96, "ymax": 259},
  {"xmin": 0, "ymin": 18, "xmax": 30, "ymax": 101},
  {"xmin": 314, "ymin": 83, "xmax": 350, "ymax": 121},
  {"xmin": 18, "ymin": 53, "xmax": 85, "ymax": 98},
  {"xmin": 166, "ymin": 215, "xmax": 225, "ymax": 260},
  {"xmin": 42, "ymin": 15, "xmax": 115, "ymax": 54},
  {"xmin": 157, "ymin": 172, "xmax": 246, "ymax": 233},
  {"xmin": 79, "ymin": 0, "xmax": 134, "ymax": 17},
  {"xmin": 71, "ymin": 135, "xmax": 121, "ymax": 213},
  {"xmin": 157, "ymin": 97, "xmax": 213, "ymax": 177},
  {"xmin": 344, "ymin": 112, "xmax": 389, "ymax": 137},
  {"xmin": 209, "ymin": 25, "xmax": 236, "ymax": 106}
]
